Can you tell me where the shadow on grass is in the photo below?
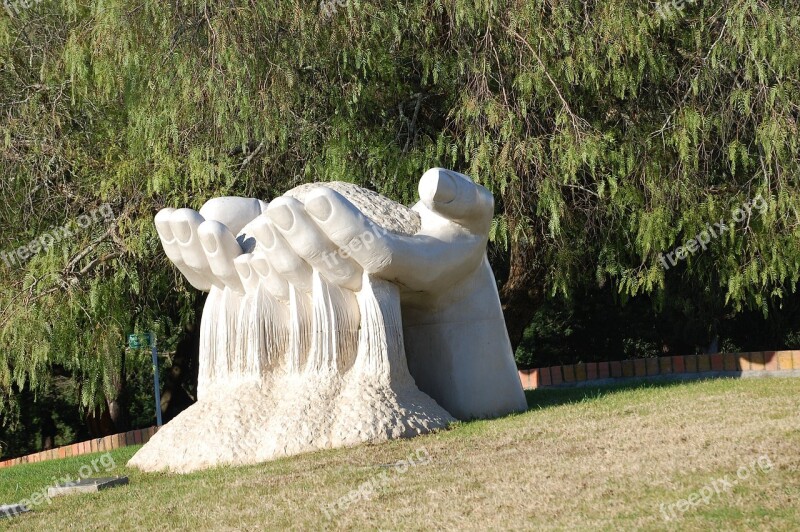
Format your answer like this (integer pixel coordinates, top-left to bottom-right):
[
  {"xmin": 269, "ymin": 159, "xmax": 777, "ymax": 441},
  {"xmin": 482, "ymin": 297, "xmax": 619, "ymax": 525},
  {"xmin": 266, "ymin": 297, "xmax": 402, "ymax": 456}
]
[{"xmin": 524, "ymin": 377, "xmax": 719, "ymax": 411}]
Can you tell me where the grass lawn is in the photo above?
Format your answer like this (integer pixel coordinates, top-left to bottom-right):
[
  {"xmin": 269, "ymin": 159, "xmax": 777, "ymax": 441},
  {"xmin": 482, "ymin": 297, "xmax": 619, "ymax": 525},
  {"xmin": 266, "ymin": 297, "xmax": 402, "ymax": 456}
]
[{"xmin": 1, "ymin": 377, "xmax": 798, "ymax": 530}]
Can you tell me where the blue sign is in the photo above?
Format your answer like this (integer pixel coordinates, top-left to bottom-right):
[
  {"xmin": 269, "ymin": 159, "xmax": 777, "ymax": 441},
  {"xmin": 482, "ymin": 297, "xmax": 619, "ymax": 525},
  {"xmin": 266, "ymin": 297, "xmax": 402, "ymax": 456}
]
[{"xmin": 127, "ymin": 333, "xmax": 153, "ymax": 349}]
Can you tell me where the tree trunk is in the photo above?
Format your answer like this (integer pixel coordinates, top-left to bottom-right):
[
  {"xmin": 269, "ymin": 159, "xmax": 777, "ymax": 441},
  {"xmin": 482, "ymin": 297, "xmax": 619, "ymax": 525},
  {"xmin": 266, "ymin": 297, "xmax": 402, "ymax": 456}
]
[
  {"xmin": 161, "ymin": 322, "xmax": 200, "ymax": 422},
  {"xmin": 40, "ymin": 410, "xmax": 57, "ymax": 450},
  {"xmin": 161, "ymin": 292, "xmax": 205, "ymax": 422},
  {"xmin": 108, "ymin": 347, "xmax": 129, "ymax": 432},
  {"xmin": 86, "ymin": 405, "xmax": 116, "ymax": 438},
  {"xmin": 499, "ymin": 238, "xmax": 543, "ymax": 353}
]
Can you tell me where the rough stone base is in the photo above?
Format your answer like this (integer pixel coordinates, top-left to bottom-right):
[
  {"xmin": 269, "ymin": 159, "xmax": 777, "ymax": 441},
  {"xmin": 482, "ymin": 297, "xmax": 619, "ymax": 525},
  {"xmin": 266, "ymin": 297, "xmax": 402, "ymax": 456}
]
[{"xmin": 128, "ymin": 375, "xmax": 453, "ymax": 474}]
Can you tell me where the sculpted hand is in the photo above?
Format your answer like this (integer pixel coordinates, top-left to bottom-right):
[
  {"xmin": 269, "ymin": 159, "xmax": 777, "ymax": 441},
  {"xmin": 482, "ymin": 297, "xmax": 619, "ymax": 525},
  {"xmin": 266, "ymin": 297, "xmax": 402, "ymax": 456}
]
[
  {"xmin": 154, "ymin": 197, "xmax": 268, "ymax": 294},
  {"xmin": 269, "ymin": 169, "xmax": 527, "ymax": 419},
  {"xmin": 297, "ymin": 168, "xmax": 493, "ymax": 301}
]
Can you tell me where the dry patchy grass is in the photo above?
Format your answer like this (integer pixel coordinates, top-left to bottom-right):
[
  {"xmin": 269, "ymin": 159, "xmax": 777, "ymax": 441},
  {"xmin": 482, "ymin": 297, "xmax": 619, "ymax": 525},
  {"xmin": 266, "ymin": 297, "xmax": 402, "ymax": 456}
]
[{"xmin": 1, "ymin": 377, "xmax": 798, "ymax": 530}]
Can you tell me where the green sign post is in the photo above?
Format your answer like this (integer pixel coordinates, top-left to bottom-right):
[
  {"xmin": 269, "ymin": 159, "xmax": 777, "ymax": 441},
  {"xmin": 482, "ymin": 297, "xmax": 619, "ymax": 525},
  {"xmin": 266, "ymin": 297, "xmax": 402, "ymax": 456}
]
[{"xmin": 127, "ymin": 332, "xmax": 163, "ymax": 427}]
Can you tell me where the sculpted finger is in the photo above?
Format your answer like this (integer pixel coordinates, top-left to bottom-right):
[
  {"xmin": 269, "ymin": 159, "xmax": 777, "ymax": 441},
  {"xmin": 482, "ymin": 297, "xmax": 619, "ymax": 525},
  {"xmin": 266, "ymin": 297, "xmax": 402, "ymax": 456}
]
[
  {"xmin": 303, "ymin": 188, "xmax": 395, "ymax": 275},
  {"xmin": 417, "ymin": 168, "xmax": 494, "ymax": 234},
  {"xmin": 251, "ymin": 253, "xmax": 291, "ymax": 301},
  {"xmin": 169, "ymin": 208, "xmax": 224, "ymax": 289},
  {"xmin": 155, "ymin": 208, "xmax": 213, "ymax": 291},
  {"xmin": 198, "ymin": 220, "xmax": 245, "ymax": 293},
  {"xmin": 199, "ymin": 197, "xmax": 269, "ymax": 235},
  {"xmin": 233, "ymin": 254, "xmax": 260, "ymax": 293},
  {"xmin": 249, "ymin": 215, "xmax": 314, "ymax": 292},
  {"xmin": 266, "ymin": 196, "xmax": 363, "ymax": 291}
]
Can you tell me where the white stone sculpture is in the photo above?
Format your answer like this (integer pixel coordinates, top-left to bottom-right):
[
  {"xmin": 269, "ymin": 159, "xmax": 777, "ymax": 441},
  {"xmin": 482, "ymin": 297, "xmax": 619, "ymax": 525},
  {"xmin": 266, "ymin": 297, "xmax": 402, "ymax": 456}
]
[{"xmin": 129, "ymin": 168, "xmax": 527, "ymax": 473}]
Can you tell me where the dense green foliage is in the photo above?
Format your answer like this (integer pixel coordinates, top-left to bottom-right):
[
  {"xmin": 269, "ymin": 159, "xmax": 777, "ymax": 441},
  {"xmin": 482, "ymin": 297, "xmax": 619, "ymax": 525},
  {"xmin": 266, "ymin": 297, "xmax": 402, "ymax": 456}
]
[{"xmin": 1, "ymin": 0, "xmax": 799, "ymax": 456}]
